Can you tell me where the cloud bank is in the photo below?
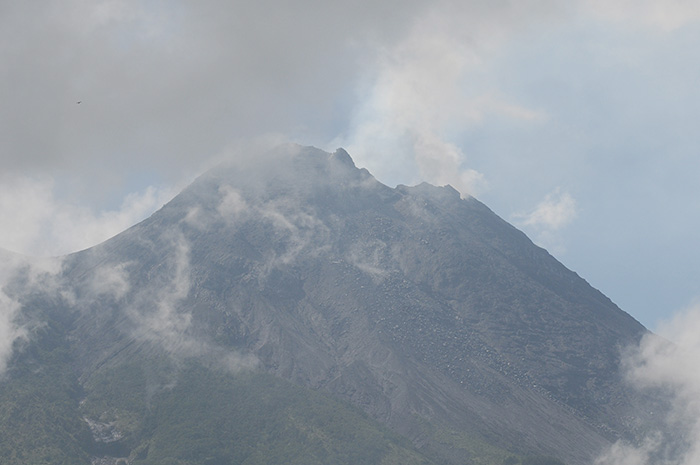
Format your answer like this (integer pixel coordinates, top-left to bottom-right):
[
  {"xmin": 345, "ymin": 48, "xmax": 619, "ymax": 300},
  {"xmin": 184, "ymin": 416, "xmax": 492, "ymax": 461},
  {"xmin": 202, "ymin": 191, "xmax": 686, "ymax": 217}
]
[{"xmin": 3, "ymin": 0, "xmax": 700, "ymax": 328}]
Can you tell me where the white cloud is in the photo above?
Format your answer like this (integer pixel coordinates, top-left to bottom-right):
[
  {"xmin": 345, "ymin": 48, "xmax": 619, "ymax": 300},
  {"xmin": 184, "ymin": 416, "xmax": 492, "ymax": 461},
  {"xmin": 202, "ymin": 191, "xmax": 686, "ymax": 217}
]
[
  {"xmin": 597, "ymin": 301, "xmax": 700, "ymax": 465},
  {"xmin": 0, "ymin": 289, "xmax": 26, "ymax": 376},
  {"xmin": 88, "ymin": 262, "xmax": 131, "ymax": 300},
  {"xmin": 516, "ymin": 188, "xmax": 578, "ymax": 231},
  {"xmin": 595, "ymin": 436, "xmax": 660, "ymax": 465},
  {"xmin": 0, "ymin": 175, "xmax": 173, "ymax": 257},
  {"xmin": 217, "ymin": 185, "xmax": 249, "ymax": 221}
]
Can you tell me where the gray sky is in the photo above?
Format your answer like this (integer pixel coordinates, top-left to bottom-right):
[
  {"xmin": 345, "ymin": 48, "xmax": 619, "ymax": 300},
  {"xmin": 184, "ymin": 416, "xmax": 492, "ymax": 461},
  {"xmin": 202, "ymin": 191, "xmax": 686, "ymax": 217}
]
[{"xmin": 2, "ymin": 0, "xmax": 700, "ymax": 330}]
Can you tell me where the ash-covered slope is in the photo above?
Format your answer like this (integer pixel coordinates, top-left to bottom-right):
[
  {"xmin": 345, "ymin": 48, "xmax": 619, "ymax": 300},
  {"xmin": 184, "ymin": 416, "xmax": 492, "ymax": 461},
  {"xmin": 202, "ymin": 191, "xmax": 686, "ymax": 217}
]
[{"xmin": 5, "ymin": 145, "xmax": 655, "ymax": 465}]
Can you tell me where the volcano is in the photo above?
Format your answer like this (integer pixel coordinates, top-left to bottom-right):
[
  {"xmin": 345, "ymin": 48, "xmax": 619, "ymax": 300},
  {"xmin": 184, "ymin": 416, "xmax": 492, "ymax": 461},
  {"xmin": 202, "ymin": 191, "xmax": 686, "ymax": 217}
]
[{"xmin": 0, "ymin": 145, "xmax": 657, "ymax": 465}]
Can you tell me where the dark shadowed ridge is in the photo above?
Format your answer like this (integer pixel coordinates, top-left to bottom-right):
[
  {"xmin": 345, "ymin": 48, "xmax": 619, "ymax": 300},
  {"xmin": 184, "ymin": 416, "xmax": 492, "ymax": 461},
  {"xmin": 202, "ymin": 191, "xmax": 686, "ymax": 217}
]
[{"xmin": 3, "ymin": 145, "xmax": 659, "ymax": 465}]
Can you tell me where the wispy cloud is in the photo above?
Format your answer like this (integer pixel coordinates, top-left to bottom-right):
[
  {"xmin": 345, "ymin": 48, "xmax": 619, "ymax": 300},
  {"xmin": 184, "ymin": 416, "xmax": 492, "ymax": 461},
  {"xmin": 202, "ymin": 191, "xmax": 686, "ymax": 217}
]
[
  {"xmin": 513, "ymin": 188, "xmax": 577, "ymax": 255},
  {"xmin": 117, "ymin": 225, "xmax": 257, "ymax": 372},
  {"xmin": 127, "ymin": 231, "xmax": 195, "ymax": 353},
  {"xmin": 216, "ymin": 181, "xmax": 332, "ymax": 277},
  {"xmin": 0, "ymin": 288, "xmax": 26, "ymax": 376}
]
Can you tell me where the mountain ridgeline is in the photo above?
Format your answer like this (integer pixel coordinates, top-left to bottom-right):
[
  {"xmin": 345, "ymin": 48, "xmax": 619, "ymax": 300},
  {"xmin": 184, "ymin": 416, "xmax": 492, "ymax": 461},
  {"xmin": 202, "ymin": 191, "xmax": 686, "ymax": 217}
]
[{"xmin": 1, "ymin": 146, "xmax": 656, "ymax": 465}]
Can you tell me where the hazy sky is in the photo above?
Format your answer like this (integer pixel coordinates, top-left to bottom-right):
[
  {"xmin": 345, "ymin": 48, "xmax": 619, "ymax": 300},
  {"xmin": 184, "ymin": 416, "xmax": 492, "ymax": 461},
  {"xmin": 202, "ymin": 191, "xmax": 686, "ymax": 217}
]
[{"xmin": 2, "ymin": 0, "xmax": 699, "ymax": 330}]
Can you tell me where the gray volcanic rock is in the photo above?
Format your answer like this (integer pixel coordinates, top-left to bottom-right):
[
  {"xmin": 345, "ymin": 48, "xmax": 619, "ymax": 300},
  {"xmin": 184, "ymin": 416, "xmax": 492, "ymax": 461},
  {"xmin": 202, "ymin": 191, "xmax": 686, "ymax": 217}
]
[{"xmin": 9, "ymin": 145, "xmax": 657, "ymax": 465}]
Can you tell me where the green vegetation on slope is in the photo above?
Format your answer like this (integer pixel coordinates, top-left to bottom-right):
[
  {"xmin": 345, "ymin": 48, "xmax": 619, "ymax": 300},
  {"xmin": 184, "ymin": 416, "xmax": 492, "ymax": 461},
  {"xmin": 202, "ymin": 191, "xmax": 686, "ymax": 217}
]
[
  {"xmin": 80, "ymin": 358, "xmax": 437, "ymax": 465},
  {"xmin": 0, "ymin": 331, "xmax": 568, "ymax": 465},
  {"xmin": 0, "ymin": 319, "xmax": 92, "ymax": 465}
]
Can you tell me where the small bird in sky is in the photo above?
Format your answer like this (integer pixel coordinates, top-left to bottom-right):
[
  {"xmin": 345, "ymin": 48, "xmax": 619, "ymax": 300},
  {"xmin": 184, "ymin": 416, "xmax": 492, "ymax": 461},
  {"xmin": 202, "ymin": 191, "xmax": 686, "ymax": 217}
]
[{"xmin": 77, "ymin": 101, "xmax": 81, "ymax": 104}]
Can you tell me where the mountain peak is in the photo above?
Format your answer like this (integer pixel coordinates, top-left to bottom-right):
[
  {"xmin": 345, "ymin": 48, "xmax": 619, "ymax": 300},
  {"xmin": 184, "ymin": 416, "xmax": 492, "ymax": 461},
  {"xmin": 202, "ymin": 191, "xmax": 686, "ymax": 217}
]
[
  {"xmin": 204, "ymin": 144, "xmax": 365, "ymax": 189},
  {"xmin": 331, "ymin": 147, "xmax": 356, "ymax": 167}
]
